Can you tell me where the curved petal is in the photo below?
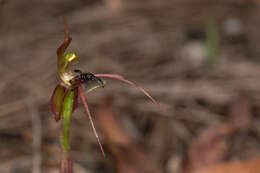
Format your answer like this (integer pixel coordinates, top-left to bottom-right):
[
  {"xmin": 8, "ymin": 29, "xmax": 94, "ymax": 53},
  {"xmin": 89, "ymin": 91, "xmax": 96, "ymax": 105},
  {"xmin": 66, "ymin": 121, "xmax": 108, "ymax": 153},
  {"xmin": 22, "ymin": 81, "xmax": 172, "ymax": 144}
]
[{"xmin": 95, "ymin": 74, "xmax": 167, "ymax": 113}]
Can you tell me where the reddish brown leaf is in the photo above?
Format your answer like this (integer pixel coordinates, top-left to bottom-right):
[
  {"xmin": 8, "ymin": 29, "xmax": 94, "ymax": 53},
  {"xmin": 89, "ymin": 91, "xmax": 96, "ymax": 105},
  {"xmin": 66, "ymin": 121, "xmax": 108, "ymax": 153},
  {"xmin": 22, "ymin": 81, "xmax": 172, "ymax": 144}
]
[
  {"xmin": 184, "ymin": 124, "xmax": 234, "ymax": 173},
  {"xmin": 228, "ymin": 89, "xmax": 251, "ymax": 130},
  {"xmin": 94, "ymin": 96, "xmax": 161, "ymax": 173},
  {"xmin": 184, "ymin": 89, "xmax": 252, "ymax": 173},
  {"xmin": 193, "ymin": 157, "xmax": 260, "ymax": 173}
]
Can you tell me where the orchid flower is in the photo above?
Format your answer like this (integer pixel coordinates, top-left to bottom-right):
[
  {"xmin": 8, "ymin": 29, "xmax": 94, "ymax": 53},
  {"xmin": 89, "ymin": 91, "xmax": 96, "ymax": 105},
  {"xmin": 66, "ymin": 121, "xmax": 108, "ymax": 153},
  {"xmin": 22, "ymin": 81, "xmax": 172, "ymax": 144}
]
[{"xmin": 50, "ymin": 16, "xmax": 166, "ymax": 173}]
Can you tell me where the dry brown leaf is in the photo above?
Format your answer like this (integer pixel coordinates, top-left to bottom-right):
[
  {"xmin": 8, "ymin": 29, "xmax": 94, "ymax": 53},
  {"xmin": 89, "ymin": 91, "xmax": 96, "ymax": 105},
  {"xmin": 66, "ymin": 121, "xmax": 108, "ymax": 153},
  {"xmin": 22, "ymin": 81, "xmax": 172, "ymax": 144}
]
[
  {"xmin": 94, "ymin": 96, "xmax": 161, "ymax": 173},
  {"xmin": 184, "ymin": 124, "xmax": 234, "ymax": 173},
  {"xmin": 228, "ymin": 89, "xmax": 251, "ymax": 130},
  {"xmin": 193, "ymin": 157, "xmax": 260, "ymax": 173},
  {"xmin": 184, "ymin": 89, "xmax": 252, "ymax": 173}
]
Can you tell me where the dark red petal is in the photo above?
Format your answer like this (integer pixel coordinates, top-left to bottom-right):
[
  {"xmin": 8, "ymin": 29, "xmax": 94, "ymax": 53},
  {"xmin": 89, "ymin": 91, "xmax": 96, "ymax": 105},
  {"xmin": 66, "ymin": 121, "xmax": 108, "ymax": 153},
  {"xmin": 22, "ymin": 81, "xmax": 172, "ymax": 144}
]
[{"xmin": 50, "ymin": 84, "xmax": 67, "ymax": 122}]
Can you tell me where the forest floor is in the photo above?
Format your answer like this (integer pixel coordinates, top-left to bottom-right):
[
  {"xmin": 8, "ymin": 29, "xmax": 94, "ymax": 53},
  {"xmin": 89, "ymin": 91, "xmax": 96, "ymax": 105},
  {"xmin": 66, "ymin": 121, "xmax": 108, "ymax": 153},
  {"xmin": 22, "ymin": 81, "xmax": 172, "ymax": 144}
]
[{"xmin": 1, "ymin": 0, "xmax": 260, "ymax": 173}]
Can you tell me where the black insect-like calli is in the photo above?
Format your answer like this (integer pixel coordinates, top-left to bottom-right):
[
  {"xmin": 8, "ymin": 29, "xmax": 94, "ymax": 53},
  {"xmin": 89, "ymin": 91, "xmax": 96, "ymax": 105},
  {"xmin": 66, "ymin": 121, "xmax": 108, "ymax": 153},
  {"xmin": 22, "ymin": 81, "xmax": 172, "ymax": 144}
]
[{"xmin": 72, "ymin": 69, "xmax": 105, "ymax": 87}]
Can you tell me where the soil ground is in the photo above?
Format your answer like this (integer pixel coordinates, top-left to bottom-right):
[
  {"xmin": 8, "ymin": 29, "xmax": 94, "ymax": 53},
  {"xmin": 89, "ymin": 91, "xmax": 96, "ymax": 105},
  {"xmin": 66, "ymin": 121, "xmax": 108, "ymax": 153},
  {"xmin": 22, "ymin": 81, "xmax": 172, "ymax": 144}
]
[{"xmin": 1, "ymin": 0, "xmax": 260, "ymax": 173}]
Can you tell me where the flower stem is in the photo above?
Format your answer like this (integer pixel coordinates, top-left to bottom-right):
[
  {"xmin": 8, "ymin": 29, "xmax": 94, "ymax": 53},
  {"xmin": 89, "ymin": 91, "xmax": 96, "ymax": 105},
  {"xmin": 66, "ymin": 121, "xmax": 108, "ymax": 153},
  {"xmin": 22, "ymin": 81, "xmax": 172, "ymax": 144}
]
[
  {"xmin": 60, "ymin": 88, "xmax": 75, "ymax": 173},
  {"xmin": 61, "ymin": 89, "xmax": 75, "ymax": 152}
]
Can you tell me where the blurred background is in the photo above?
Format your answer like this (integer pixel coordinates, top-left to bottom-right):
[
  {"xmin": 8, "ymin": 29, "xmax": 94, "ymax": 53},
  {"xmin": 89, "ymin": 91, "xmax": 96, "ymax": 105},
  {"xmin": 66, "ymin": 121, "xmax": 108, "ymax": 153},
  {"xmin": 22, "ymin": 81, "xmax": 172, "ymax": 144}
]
[{"xmin": 1, "ymin": 0, "xmax": 260, "ymax": 173}]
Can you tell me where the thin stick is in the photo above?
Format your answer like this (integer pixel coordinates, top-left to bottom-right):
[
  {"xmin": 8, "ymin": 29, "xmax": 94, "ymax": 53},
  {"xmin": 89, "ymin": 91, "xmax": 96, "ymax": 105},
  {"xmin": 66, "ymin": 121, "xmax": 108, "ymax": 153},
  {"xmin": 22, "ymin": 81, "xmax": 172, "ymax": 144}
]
[
  {"xmin": 26, "ymin": 97, "xmax": 42, "ymax": 173},
  {"xmin": 95, "ymin": 74, "xmax": 167, "ymax": 113},
  {"xmin": 78, "ymin": 84, "xmax": 106, "ymax": 157}
]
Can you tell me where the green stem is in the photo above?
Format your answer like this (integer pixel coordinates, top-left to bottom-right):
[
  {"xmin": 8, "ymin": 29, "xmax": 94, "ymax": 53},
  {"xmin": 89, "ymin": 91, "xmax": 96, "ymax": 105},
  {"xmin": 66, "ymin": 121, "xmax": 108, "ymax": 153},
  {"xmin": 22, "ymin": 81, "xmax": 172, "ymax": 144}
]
[{"xmin": 61, "ymin": 88, "xmax": 75, "ymax": 152}]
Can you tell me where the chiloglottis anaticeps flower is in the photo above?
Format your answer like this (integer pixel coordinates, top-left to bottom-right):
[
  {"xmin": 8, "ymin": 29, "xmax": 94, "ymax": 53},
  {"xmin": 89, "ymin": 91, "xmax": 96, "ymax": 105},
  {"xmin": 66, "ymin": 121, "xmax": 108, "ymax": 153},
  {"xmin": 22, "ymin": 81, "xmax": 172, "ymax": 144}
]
[{"xmin": 50, "ymin": 16, "xmax": 167, "ymax": 158}]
